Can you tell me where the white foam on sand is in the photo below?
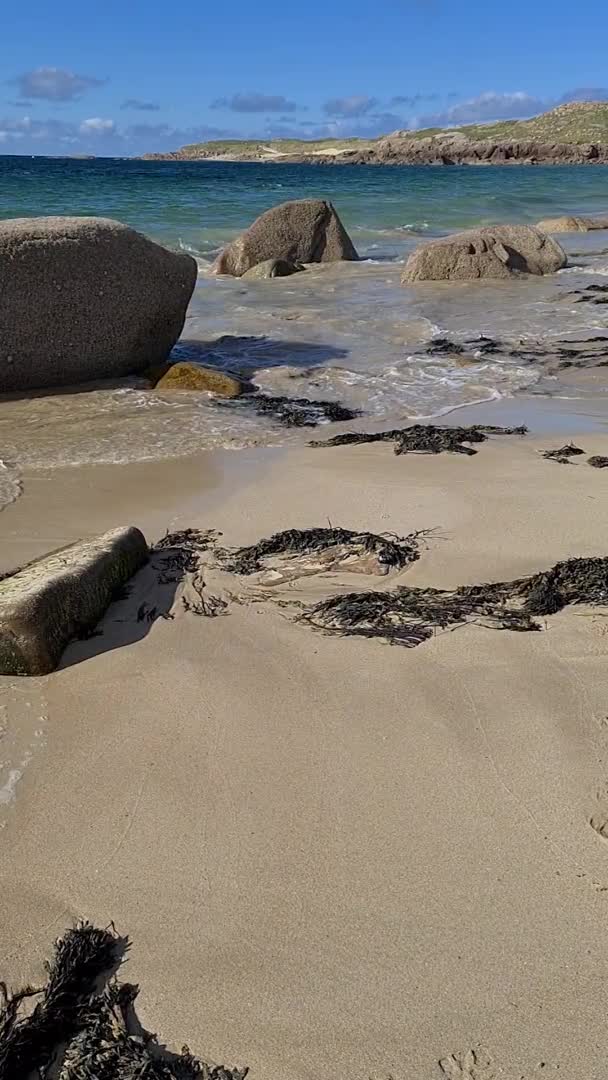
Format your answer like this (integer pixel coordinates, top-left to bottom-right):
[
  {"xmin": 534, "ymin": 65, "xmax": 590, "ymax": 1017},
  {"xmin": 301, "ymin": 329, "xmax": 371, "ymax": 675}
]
[{"xmin": 0, "ymin": 460, "xmax": 22, "ymax": 512}]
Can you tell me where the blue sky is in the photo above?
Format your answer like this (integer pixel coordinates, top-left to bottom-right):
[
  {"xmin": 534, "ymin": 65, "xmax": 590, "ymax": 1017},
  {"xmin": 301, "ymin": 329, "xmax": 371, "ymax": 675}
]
[{"xmin": 1, "ymin": 0, "xmax": 608, "ymax": 155}]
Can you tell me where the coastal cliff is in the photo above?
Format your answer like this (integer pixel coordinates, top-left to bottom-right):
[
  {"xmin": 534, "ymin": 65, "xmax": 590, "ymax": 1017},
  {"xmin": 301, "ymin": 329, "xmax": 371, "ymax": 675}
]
[{"xmin": 142, "ymin": 101, "xmax": 608, "ymax": 165}]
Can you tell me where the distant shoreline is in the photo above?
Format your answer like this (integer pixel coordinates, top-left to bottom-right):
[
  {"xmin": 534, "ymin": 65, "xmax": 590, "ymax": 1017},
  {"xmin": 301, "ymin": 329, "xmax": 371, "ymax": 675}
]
[
  {"xmin": 141, "ymin": 146, "xmax": 608, "ymax": 166},
  {"xmin": 141, "ymin": 101, "xmax": 608, "ymax": 167}
]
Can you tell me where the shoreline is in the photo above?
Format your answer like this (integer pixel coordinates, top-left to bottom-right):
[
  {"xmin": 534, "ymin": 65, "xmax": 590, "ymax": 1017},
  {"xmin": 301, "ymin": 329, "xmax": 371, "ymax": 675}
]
[
  {"xmin": 4, "ymin": 163, "xmax": 608, "ymax": 1075},
  {"xmin": 4, "ymin": 411, "xmax": 608, "ymax": 1075}
]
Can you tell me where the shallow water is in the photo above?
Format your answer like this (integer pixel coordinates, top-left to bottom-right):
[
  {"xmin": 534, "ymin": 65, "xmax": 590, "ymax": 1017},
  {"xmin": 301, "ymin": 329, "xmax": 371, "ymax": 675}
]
[{"xmin": 1, "ymin": 156, "xmax": 608, "ymax": 502}]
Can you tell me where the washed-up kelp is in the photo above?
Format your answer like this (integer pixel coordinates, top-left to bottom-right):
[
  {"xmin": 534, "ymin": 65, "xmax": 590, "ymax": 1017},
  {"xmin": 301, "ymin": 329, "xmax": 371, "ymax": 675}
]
[
  {"xmin": 426, "ymin": 336, "xmax": 503, "ymax": 357},
  {"xmin": 217, "ymin": 527, "xmax": 421, "ymax": 576},
  {"xmin": 542, "ymin": 443, "xmax": 585, "ymax": 464},
  {"xmin": 573, "ymin": 283, "xmax": 608, "ymax": 305},
  {"xmin": 426, "ymin": 333, "xmax": 608, "ymax": 373},
  {"xmin": 0, "ymin": 923, "xmax": 247, "ymax": 1080},
  {"xmin": 301, "ymin": 556, "xmax": 608, "ymax": 647},
  {"xmin": 152, "ymin": 529, "xmax": 217, "ymax": 578},
  {"xmin": 311, "ymin": 423, "xmax": 527, "ymax": 456},
  {"xmin": 588, "ymin": 456, "xmax": 608, "ymax": 469},
  {"xmin": 228, "ymin": 394, "xmax": 360, "ymax": 428},
  {"xmin": 152, "ymin": 529, "xmax": 226, "ymax": 616}
]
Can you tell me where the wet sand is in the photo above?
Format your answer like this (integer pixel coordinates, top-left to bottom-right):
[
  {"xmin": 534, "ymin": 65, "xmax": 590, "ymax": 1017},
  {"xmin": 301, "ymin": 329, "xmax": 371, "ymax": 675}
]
[{"xmin": 3, "ymin": 404, "xmax": 608, "ymax": 1077}]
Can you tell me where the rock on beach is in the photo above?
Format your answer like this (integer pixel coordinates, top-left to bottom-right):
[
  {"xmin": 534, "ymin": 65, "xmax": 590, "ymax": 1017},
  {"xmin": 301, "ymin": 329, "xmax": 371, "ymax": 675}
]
[
  {"xmin": 0, "ymin": 216, "xmax": 197, "ymax": 393},
  {"xmin": 211, "ymin": 199, "xmax": 358, "ymax": 276},
  {"xmin": 401, "ymin": 224, "xmax": 567, "ymax": 282}
]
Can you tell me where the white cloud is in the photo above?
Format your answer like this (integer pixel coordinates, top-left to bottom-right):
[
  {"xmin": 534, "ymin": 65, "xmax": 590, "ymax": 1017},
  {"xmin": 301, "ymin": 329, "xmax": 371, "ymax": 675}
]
[
  {"xmin": 79, "ymin": 117, "xmax": 116, "ymax": 136},
  {"xmin": 323, "ymin": 95, "xmax": 379, "ymax": 118},
  {"xmin": 411, "ymin": 91, "xmax": 546, "ymax": 129},
  {"xmin": 211, "ymin": 93, "xmax": 299, "ymax": 114},
  {"xmin": 12, "ymin": 67, "xmax": 104, "ymax": 102}
]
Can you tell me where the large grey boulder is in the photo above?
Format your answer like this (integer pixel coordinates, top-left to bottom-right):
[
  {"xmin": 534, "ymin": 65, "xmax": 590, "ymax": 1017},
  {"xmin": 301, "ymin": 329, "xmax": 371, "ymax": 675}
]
[
  {"xmin": 0, "ymin": 217, "xmax": 197, "ymax": 392},
  {"xmin": 0, "ymin": 526, "xmax": 148, "ymax": 675},
  {"xmin": 401, "ymin": 224, "xmax": 567, "ymax": 283},
  {"xmin": 537, "ymin": 215, "xmax": 608, "ymax": 233},
  {"xmin": 211, "ymin": 199, "xmax": 358, "ymax": 276}
]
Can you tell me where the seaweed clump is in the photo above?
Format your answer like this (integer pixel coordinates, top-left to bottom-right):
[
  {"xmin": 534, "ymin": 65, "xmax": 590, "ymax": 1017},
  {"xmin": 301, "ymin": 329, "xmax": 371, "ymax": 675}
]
[
  {"xmin": 238, "ymin": 394, "xmax": 360, "ymax": 428},
  {"xmin": 588, "ymin": 456, "xmax": 608, "ymax": 469},
  {"xmin": 218, "ymin": 527, "xmax": 421, "ymax": 576},
  {"xmin": 541, "ymin": 443, "xmax": 585, "ymax": 464},
  {"xmin": 311, "ymin": 423, "xmax": 527, "ymax": 456},
  {"xmin": 0, "ymin": 923, "xmax": 247, "ymax": 1080},
  {"xmin": 301, "ymin": 556, "xmax": 608, "ymax": 647}
]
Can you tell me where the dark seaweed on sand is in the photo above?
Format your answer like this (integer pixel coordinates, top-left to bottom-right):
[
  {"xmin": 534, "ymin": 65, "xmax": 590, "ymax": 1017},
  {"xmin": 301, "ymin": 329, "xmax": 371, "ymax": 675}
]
[
  {"xmin": 311, "ymin": 423, "xmax": 527, "ymax": 456},
  {"xmin": 0, "ymin": 923, "xmax": 247, "ymax": 1080},
  {"xmin": 153, "ymin": 529, "xmax": 218, "ymax": 577},
  {"xmin": 0, "ymin": 922, "xmax": 119, "ymax": 1079},
  {"xmin": 301, "ymin": 556, "xmax": 608, "ymax": 647},
  {"xmin": 217, "ymin": 527, "xmax": 421, "ymax": 575},
  {"xmin": 541, "ymin": 443, "xmax": 585, "ymax": 464},
  {"xmin": 235, "ymin": 394, "xmax": 360, "ymax": 428},
  {"xmin": 588, "ymin": 456, "xmax": 608, "ymax": 469}
]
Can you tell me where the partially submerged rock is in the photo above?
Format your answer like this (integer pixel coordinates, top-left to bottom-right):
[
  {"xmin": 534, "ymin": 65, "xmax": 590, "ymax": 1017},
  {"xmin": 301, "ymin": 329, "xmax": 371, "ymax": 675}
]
[
  {"xmin": 0, "ymin": 526, "xmax": 148, "ymax": 675},
  {"xmin": 211, "ymin": 199, "xmax": 358, "ymax": 276},
  {"xmin": 401, "ymin": 224, "xmax": 567, "ymax": 282},
  {"xmin": 0, "ymin": 216, "xmax": 197, "ymax": 392},
  {"xmin": 154, "ymin": 361, "xmax": 249, "ymax": 397},
  {"xmin": 242, "ymin": 258, "xmax": 305, "ymax": 280},
  {"xmin": 537, "ymin": 215, "xmax": 608, "ymax": 232}
]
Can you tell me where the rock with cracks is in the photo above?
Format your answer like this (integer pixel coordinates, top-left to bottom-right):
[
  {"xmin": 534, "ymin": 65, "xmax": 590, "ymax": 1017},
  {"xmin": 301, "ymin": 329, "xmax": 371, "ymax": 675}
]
[
  {"xmin": 401, "ymin": 224, "xmax": 567, "ymax": 282},
  {"xmin": 0, "ymin": 526, "xmax": 148, "ymax": 675},
  {"xmin": 0, "ymin": 216, "xmax": 197, "ymax": 392},
  {"xmin": 211, "ymin": 199, "xmax": 358, "ymax": 276}
]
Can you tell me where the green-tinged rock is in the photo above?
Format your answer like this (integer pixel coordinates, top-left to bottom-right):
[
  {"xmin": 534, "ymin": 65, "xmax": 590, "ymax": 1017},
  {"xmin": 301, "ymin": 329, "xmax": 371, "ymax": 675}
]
[
  {"xmin": 242, "ymin": 258, "xmax": 305, "ymax": 280},
  {"xmin": 155, "ymin": 361, "xmax": 249, "ymax": 397},
  {"xmin": 0, "ymin": 526, "xmax": 148, "ymax": 675}
]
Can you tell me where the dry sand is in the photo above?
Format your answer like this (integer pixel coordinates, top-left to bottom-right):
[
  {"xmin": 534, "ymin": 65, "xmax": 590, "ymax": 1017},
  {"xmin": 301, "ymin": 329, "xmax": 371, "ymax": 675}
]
[{"xmin": 3, "ymin": 420, "xmax": 608, "ymax": 1078}]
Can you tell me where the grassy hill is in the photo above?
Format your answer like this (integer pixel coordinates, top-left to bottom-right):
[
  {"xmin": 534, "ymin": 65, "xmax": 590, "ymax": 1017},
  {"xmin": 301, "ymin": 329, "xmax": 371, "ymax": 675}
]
[
  {"xmin": 146, "ymin": 102, "xmax": 608, "ymax": 160},
  {"xmin": 173, "ymin": 136, "xmax": 375, "ymax": 158},
  {"xmin": 394, "ymin": 102, "xmax": 608, "ymax": 144}
]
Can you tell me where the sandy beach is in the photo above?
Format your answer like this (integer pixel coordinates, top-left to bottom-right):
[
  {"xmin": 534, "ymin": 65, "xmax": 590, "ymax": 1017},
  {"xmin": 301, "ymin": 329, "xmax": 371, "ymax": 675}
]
[{"xmin": 3, "ymin": 401, "xmax": 608, "ymax": 1078}]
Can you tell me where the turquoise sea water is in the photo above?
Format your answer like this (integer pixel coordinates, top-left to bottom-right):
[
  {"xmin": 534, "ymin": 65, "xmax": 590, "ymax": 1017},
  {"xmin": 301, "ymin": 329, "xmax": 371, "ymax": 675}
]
[
  {"xmin": 1, "ymin": 156, "xmax": 608, "ymax": 488},
  {"xmin": 3, "ymin": 156, "xmax": 608, "ymax": 259}
]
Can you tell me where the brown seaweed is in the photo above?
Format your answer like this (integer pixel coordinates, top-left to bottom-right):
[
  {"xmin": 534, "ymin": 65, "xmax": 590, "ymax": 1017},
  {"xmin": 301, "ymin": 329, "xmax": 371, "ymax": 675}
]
[
  {"xmin": 541, "ymin": 443, "xmax": 585, "ymax": 464},
  {"xmin": 0, "ymin": 922, "xmax": 120, "ymax": 1079},
  {"xmin": 0, "ymin": 924, "xmax": 246, "ymax": 1080},
  {"xmin": 311, "ymin": 423, "xmax": 527, "ymax": 456},
  {"xmin": 231, "ymin": 394, "xmax": 360, "ymax": 428},
  {"xmin": 588, "ymin": 455, "xmax": 608, "ymax": 468},
  {"xmin": 302, "ymin": 556, "xmax": 608, "ymax": 647},
  {"xmin": 217, "ymin": 526, "xmax": 422, "ymax": 575}
]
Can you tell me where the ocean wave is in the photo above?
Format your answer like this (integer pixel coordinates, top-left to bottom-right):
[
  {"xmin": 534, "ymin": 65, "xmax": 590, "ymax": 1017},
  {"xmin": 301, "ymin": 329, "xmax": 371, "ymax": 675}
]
[{"xmin": 352, "ymin": 221, "xmax": 431, "ymax": 236}]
